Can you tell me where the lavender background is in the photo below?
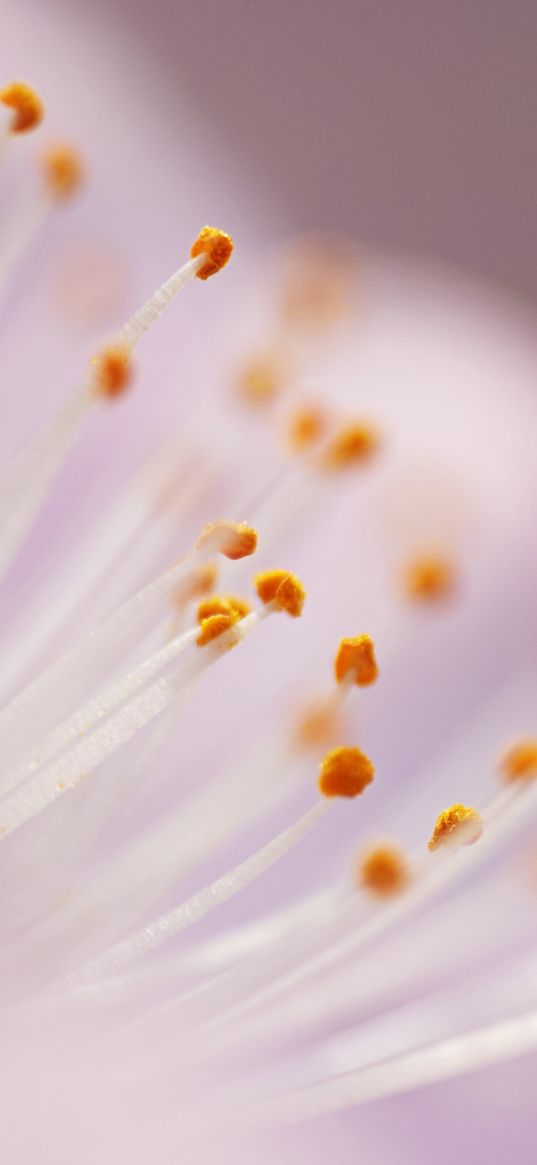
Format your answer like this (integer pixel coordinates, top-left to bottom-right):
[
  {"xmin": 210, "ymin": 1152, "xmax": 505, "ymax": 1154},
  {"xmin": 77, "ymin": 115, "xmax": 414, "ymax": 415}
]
[{"xmin": 2, "ymin": 2, "xmax": 537, "ymax": 1163}]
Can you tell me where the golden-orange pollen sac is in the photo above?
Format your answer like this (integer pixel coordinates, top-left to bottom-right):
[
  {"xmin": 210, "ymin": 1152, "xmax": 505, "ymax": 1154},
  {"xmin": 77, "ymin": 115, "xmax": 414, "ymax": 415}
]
[
  {"xmin": 196, "ymin": 521, "xmax": 258, "ymax": 561},
  {"xmin": 358, "ymin": 844, "xmax": 408, "ymax": 897},
  {"xmin": 324, "ymin": 422, "xmax": 379, "ymax": 470},
  {"xmin": 196, "ymin": 612, "xmax": 237, "ymax": 647},
  {"xmin": 318, "ymin": 745, "xmax": 375, "ymax": 799},
  {"xmin": 190, "ymin": 226, "xmax": 234, "ymax": 280},
  {"xmin": 173, "ymin": 562, "xmax": 218, "ymax": 608},
  {"xmin": 500, "ymin": 740, "xmax": 537, "ymax": 782},
  {"xmin": 254, "ymin": 569, "xmax": 306, "ymax": 617},
  {"xmin": 0, "ymin": 81, "xmax": 44, "ymax": 133},
  {"xmin": 335, "ymin": 635, "xmax": 379, "ymax": 686},
  {"xmin": 238, "ymin": 355, "xmax": 285, "ymax": 406},
  {"xmin": 42, "ymin": 143, "xmax": 84, "ymax": 199},
  {"xmin": 92, "ymin": 344, "xmax": 132, "ymax": 400},
  {"xmin": 196, "ymin": 594, "xmax": 251, "ymax": 624},
  {"xmin": 428, "ymin": 804, "xmax": 483, "ymax": 852},
  {"xmin": 287, "ymin": 406, "xmax": 327, "ymax": 452},
  {"xmin": 404, "ymin": 554, "xmax": 456, "ymax": 603}
]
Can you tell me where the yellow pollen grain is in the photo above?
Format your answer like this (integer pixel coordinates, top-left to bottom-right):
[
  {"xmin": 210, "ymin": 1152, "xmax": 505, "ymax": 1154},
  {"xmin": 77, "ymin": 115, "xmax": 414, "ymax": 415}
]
[
  {"xmin": 404, "ymin": 554, "xmax": 456, "ymax": 603},
  {"xmin": 190, "ymin": 226, "xmax": 234, "ymax": 280},
  {"xmin": 500, "ymin": 740, "xmax": 537, "ymax": 782},
  {"xmin": 42, "ymin": 142, "xmax": 84, "ymax": 199},
  {"xmin": 0, "ymin": 81, "xmax": 44, "ymax": 133},
  {"xmin": 428, "ymin": 803, "xmax": 483, "ymax": 852},
  {"xmin": 92, "ymin": 344, "xmax": 132, "ymax": 400},
  {"xmin": 335, "ymin": 635, "xmax": 378, "ymax": 686},
  {"xmin": 318, "ymin": 745, "xmax": 375, "ymax": 798},
  {"xmin": 197, "ymin": 520, "xmax": 258, "ymax": 561},
  {"xmin": 358, "ymin": 843, "xmax": 408, "ymax": 897},
  {"xmin": 324, "ymin": 423, "xmax": 379, "ymax": 470},
  {"xmin": 196, "ymin": 612, "xmax": 236, "ymax": 647},
  {"xmin": 254, "ymin": 569, "xmax": 306, "ymax": 617}
]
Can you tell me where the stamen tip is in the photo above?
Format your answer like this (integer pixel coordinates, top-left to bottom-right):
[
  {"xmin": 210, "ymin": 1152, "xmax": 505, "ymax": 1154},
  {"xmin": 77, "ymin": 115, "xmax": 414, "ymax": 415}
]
[
  {"xmin": 0, "ymin": 80, "xmax": 44, "ymax": 133},
  {"xmin": 334, "ymin": 634, "xmax": 378, "ymax": 686},
  {"xmin": 318, "ymin": 745, "xmax": 375, "ymax": 798},
  {"xmin": 191, "ymin": 226, "xmax": 234, "ymax": 280},
  {"xmin": 428, "ymin": 803, "xmax": 483, "ymax": 852},
  {"xmin": 254, "ymin": 569, "xmax": 306, "ymax": 617}
]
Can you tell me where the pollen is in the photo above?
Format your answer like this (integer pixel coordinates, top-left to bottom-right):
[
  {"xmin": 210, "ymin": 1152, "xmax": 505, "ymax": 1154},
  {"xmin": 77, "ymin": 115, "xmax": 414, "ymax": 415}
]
[
  {"xmin": 324, "ymin": 422, "xmax": 379, "ymax": 470},
  {"xmin": 500, "ymin": 740, "xmax": 537, "ymax": 782},
  {"xmin": 196, "ymin": 612, "xmax": 236, "ymax": 647},
  {"xmin": 335, "ymin": 635, "xmax": 378, "ymax": 686},
  {"xmin": 428, "ymin": 803, "xmax": 483, "ymax": 852},
  {"xmin": 43, "ymin": 143, "xmax": 84, "ymax": 199},
  {"xmin": 318, "ymin": 745, "xmax": 375, "ymax": 798},
  {"xmin": 254, "ymin": 569, "xmax": 306, "ymax": 617},
  {"xmin": 287, "ymin": 406, "xmax": 327, "ymax": 451},
  {"xmin": 404, "ymin": 554, "xmax": 456, "ymax": 603},
  {"xmin": 358, "ymin": 844, "xmax": 408, "ymax": 897},
  {"xmin": 238, "ymin": 354, "xmax": 284, "ymax": 405},
  {"xmin": 196, "ymin": 594, "xmax": 251, "ymax": 623},
  {"xmin": 92, "ymin": 344, "xmax": 132, "ymax": 400},
  {"xmin": 197, "ymin": 521, "xmax": 258, "ymax": 560},
  {"xmin": 190, "ymin": 226, "xmax": 234, "ymax": 280},
  {"xmin": 0, "ymin": 81, "xmax": 44, "ymax": 133}
]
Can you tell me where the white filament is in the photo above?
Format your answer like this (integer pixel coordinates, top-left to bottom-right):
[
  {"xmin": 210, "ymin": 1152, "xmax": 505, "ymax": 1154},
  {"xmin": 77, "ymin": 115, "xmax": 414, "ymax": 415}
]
[{"xmin": 70, "ymin": 799, "xmax": 331, "ymax": 983}]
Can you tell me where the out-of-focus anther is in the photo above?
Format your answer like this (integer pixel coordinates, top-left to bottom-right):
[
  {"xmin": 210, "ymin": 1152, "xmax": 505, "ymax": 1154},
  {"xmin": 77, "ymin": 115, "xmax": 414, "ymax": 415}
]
[
  {"xmin": 294, "ymin": 699, "xmax": 345, "ymax": 750},
  {"xmin": 0, "ymin": 81, "xmax": 44, "ymax": 133},
  {"xmin": 254, "ymin": 569, "xmax": 306, "ymax": 617},
  {"xmin": 173, "ymin": 562, "xmax": 218, "ymax": 609},
  {"xmin": 42, "ymin": 142, "xmax": 84, "ymax": 200},
  {"xmin": 357, "ymin": 843, "xmax": 409, "ymax": 897},
  {"xmin": 92, "ymin": 344, "xmax": 132, "ymax": 400},
  {"xmin": 323, "ymin": 422, "xmax": 379, "ymax": 470},
  {"xmin": 190, "ymin": 226, "xmax": 234, "ymax": 280},
  {"xmin": 335, "ymin": 634, "xmax": 378, "ymax": 686},
  {"xmin": 318, "ymin": 745, "xmax": 375, "ymax": 798},
  {"xmin": 238, "ymin": 354, "xmax": 285, "ymax": 405},
  {"xmin": 403, "ymin": 554, "xmax": 456, "ymax": 603},
  {"xmin": 287, "ymin": 405, "xmax": 327, "ymax": 452},
  {"xmin": 197, "ymin": 521, "xmax": 258, "ymax": 560},
  {"xmin": 500, "ymin": 740, "xmax": 537, "ymax": 782},
  {"xmin": 428, "ymin": 803, "xmax": 483, "ymax": 852}
]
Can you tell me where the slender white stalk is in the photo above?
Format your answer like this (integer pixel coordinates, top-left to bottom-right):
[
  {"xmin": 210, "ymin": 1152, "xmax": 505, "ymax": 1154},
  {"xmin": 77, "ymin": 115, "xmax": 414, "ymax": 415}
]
[
  {"xmin": 263, "ymin": 1008, "xmax": 537, "ymax": 1123},
  {"xmin": 0, "ymin": 190, "xmax": 50, "ymax": 303},
  {"xmin": 0, "ymin": 541, "xmax": 206, "ymax": 772},
  {"xmin": 0, "ymin": 609, "xmax": 268, "ymax": 840},
  {"xmin": 0, "ymin": 251, "xmax": 205, "ymax": 579},
  {"xmin": 69, "ymin": 799, "xmax": 331, "ymax": 984}
]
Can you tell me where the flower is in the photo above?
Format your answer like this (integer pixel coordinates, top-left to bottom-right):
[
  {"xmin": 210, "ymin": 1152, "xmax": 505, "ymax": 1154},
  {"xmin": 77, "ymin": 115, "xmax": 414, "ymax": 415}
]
[{"xmin": 1, "ymin": 7, "xmax": 537, "ymax": 1165}]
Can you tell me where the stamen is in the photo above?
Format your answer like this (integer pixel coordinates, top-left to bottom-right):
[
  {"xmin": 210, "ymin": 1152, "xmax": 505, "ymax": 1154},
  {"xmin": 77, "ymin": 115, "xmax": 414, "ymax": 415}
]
[
  {"xmin": 0, "ymin": 80, "xmax": 44, "ymax": 134},
  {"xmin": 334, "ymin": 635, "xmax": 379, "ymax": 686},
  {"xmin": 238, "ymin": 353, "xmax": 285, "ymax": 405},
  {"xmin": 357, "ymin": 843, "xmax": 409, "ymax": 897},
  {"xmin": 403, "ymin": 553, "xmax": 456, "ymax": 603},
  {"xmin": 197, "ymin": 595, "xmax": 251, "ymax": 622},
  {"xmin": 42, "ymin": 142, "xmax": 84, "ymax": 199},
  {"xmin": 287, "ymin": 405, "xmax": 327, "ymax": 452},
  {"xmin": 173, "ymin": 562, "xmax": 218, "ymax": 608},
  {"xmin": 318, "ymin": 746, "xmax": 375, "ymax": 798},
  {"xmin": 428, "ymin": 803, "xmax": 483, "ymax": 851},
  {"xmin": 190, "ymin": 226, "xmax": 234, "ymax": 280},
  {"xmin": 323, "ymin": 422, "xmax": 380, "ymax": 470},
  {"xmin": 0, "ymin": 230, "xmax": 234, "ymax": 576},
  {"xmin": 196, "ymin": 612, "xmax": 238, "ymax": 647},
  {"xmin": 196, "ymin": 520, "xmax": 258, "ymax": 560},
  {"xmin": 92, "ymin": 344, "xmax": 133, "ymax": 400},
  {"xmin": 254, "ymin": 569, "xmax": 306, "ymax": 617},
  {"xmin": 69, "ymin": 799, "xmax": 331, "ymax": 983},
  {"xmin": 499, "ymin": 739, "xmax": 537, "ymax": 781}
]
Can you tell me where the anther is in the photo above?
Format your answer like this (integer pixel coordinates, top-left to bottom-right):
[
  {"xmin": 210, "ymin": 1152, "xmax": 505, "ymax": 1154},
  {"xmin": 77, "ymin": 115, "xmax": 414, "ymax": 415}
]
[{"xmin": 318, "ymin": 745, "xmax": 375, "ymax": 798}]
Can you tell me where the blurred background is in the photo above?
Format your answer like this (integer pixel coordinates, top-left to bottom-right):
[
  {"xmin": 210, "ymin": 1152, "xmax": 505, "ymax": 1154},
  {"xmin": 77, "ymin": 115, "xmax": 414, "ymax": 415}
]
[{"xmin": 3, "ymin": 0, "xmax": 537, "ymax": 300}]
